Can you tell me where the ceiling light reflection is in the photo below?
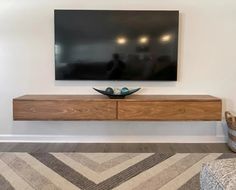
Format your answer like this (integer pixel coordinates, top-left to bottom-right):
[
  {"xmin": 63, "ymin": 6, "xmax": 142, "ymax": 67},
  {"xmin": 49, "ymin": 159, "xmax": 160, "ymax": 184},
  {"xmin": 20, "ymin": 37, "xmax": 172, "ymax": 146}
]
[
  {"xmin": 116, "ymin": 37, "xmax": 127, "ymax": 45},
  {"xmin": 139, "ymin": 36, "xmax": 149, "ymax": 44},
  {"xmin": 160, "ymin": 34, "xmax": 172, "ymax": 42}
]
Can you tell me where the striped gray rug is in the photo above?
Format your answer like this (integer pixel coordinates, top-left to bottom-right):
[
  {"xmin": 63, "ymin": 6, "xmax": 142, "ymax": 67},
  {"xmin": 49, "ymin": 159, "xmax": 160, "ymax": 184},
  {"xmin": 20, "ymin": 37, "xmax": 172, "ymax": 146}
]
[{"xmin": 0, "ymin": 153, "xmax": 235, "ymax": 190}]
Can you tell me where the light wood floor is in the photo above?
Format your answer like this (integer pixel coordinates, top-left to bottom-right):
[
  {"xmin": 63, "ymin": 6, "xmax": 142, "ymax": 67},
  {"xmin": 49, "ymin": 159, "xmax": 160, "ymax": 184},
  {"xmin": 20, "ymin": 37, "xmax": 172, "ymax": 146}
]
[{"xmin": 0, "ymin": 143, "xmax": 232, "ymax": 153}]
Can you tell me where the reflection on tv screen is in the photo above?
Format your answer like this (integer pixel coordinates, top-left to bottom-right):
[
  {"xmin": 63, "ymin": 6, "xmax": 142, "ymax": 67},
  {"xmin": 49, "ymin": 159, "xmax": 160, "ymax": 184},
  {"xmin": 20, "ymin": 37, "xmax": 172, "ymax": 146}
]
[{"xmin": 55, "ymin": 10, "xmax": 179, "ymax": 81}]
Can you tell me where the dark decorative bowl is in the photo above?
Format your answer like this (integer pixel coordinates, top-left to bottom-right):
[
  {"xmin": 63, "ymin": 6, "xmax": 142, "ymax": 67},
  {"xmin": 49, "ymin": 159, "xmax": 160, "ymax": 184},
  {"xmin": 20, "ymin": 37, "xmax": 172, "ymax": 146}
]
[{"xmin": 93, "ymin": 88, "xmax": 141, "ymax": 99}]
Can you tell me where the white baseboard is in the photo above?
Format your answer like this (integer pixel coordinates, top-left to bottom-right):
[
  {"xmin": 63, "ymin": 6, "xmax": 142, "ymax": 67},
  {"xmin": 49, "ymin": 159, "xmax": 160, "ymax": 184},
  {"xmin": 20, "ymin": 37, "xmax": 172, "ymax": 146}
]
[{"xmin": 0, "ymin": 135, "xmax": 227, "ymax": 143}]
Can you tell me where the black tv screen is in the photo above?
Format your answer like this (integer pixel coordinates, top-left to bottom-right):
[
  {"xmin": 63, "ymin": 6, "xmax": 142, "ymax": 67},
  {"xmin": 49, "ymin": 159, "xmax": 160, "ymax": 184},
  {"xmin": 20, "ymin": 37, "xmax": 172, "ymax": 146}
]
[{"xmin": 55, "ymin": 10, "xmax": 179, "ymax": 81}]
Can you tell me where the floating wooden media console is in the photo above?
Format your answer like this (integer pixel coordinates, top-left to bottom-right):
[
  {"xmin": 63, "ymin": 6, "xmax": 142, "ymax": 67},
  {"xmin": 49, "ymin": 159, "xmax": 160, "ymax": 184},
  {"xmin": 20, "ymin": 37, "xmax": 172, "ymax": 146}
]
[{"xmin": 13, "ymin": 95, "xmax": 222, "ymax": 121}]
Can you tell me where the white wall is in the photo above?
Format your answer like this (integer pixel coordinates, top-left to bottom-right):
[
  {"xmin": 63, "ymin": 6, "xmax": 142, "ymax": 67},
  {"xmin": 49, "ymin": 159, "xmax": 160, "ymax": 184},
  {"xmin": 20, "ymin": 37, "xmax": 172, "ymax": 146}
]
[{"xmin": 0, "ymin": 0, "xmax": 236, "ymax": 142}]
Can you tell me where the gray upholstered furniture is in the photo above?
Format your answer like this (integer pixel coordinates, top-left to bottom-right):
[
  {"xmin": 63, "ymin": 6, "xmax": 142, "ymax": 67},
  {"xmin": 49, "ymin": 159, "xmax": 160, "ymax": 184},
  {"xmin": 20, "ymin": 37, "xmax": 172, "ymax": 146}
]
[{"xmin": 200, "ymin": 158, "xmax": 236, "ymax": 190}]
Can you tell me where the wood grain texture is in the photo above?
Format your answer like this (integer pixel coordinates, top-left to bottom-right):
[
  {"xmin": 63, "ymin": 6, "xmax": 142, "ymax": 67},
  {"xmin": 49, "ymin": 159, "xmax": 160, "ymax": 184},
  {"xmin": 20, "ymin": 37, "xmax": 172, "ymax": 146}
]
[
  {"xmin": 118, "ymin": 101, "xmax": 222, "ymax": 121},
  {"xmin": 13, "ymin": 95, "xmax": 222, "ymax": 121},
  {"xmin": 13, "ymin": 100, "xmax": 116, "ymax": 120}
]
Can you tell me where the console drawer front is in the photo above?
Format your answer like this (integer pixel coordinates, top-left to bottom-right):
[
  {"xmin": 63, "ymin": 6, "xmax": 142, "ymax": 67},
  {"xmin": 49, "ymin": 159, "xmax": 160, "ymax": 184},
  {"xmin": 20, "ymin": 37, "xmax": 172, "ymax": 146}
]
[
  {"xmin": 13, "ymin": 100, "xmax": 117, "ymax": 120},
  {"xmin": 118, "ymin": 101, "xmax": 222, "ymax": 121}
]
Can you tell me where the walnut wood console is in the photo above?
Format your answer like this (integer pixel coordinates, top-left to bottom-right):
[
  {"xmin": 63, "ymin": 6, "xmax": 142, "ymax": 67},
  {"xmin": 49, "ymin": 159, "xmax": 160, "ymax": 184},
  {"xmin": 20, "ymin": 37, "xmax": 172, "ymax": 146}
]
[{"xmin": 13, "ymin": 95, "xmax": 222, "ymax": 121}]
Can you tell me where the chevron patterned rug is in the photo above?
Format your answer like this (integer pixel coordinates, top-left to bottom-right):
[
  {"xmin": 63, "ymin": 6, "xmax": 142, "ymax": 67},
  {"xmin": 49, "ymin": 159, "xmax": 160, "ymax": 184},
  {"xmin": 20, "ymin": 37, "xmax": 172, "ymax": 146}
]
[{"xmin": 0, "ymin": 153, "xmax": 235, "ymax": 190}]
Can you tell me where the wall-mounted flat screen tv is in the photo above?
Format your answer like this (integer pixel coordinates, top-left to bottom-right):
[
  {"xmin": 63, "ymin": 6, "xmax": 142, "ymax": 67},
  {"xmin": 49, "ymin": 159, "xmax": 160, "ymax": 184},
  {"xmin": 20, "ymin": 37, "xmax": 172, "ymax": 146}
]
[{"xmin": 55, "ymin": 10, "xmax": 179, "ymax": 81}]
